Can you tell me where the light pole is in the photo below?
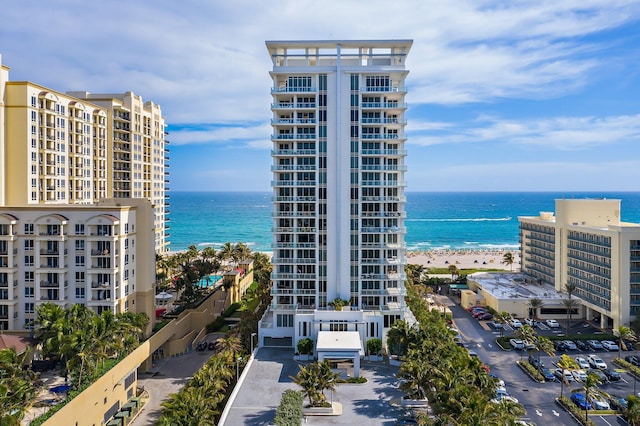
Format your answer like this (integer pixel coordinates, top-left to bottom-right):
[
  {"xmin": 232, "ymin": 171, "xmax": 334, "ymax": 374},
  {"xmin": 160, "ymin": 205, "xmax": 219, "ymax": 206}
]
[
  {"xmin": 236, "ymin": 356, "xmax": 243, "ymax": 382},
  {"xmin": 251, "ymin": 332, "xmax": 257, "ymax": 355}
]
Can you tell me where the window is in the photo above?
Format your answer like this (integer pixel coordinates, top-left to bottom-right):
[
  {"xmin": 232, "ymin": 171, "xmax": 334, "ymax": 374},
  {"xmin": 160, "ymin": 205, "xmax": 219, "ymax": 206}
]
[
  {"xmin": 75, "ymin": 288, "xmax": 85, "ymax": 299},
  {"xmin": 75, "ymin": 240, "xmax": 84, "ymax": 251},
  {"xmin": 24, "ymin": 255, "xmax": 34, "ymax": 266},
  {"xmin": 75, "ymin": 224, "xmax": 85, "ymax": 235},
  {"xmin": 24, "ymin": 271, "xmax": 34, "ymax": 282},
  {"xmin": 75, "ymin": 256, "xmax": 85, "ymax": 266},
  {"xmin": 75, "ymin": 272, "xmax": 85, "ymax": 283},
  {"xmin": 24, "ymin": 240, "xmax": 34, "ymax": 251},
  {"xmin": 276, "ymin": 314, "xmax": 293, "ymax": 327},
  {"xmin": 25, "ymin": 303, "xmax": 35, "ymax": 313},
  {"xmin": 24, "ymin": 224, "xmax": 34, "ymax": 235},
  {"xmin": 24, "ymin": 287, "xmax": 34, "ymax": 298}
]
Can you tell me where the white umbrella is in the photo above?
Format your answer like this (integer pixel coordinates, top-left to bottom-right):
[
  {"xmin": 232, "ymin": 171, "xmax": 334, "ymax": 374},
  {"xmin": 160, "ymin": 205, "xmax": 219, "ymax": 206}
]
[{"xmin": 155, "ymin": 291, "xmax": 173, "ymax": 305}]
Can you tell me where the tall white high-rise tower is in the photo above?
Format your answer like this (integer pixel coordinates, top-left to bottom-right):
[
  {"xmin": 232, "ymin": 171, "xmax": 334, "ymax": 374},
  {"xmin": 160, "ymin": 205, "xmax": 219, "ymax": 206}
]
[{"xmin": 260, "ymin": 40, "xmax": 413, "ymax": 352}]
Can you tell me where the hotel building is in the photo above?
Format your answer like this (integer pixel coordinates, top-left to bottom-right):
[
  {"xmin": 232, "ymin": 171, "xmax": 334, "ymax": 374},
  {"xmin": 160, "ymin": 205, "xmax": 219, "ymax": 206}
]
[
  {"xmin": 0, "ymin": 54, "xmax": 166, "ymax": 332},
  {"xmin": 259, "ymin": 40, "xmax": 414, "ymax": 353},
  {"xmin": 519, "ymin": 199, "xmax": 640, "ymax": 330}
]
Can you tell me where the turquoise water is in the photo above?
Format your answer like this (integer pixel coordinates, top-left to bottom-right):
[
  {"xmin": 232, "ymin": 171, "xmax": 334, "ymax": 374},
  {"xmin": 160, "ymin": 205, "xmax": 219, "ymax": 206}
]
[
  {"xmin": 197, "ymin": 275, "xmax": 223, "ymax": 287},
  {"xmin": 167, "ymin": 191, "xmax": 640, "ymax": 253}
]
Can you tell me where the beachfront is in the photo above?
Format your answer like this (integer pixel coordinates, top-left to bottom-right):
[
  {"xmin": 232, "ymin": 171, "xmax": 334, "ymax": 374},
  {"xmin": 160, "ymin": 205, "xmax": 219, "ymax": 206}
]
[{"xmin": 407, "ymin": 249, "xmax": 520, "ymax": 271}]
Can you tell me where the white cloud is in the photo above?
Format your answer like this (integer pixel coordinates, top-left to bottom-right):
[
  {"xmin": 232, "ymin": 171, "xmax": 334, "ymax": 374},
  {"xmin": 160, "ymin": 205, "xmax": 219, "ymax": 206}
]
[{"xmin": 408, "ymin": 114, "xmax": 640, "ymax": 149}]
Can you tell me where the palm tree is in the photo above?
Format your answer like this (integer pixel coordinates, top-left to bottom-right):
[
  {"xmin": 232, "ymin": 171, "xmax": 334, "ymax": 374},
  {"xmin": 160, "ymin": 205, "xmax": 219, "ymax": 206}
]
[
  {"xmin": 387, "ymin": 319, "xmax": 415, "ymax": 356},
  {"xmin": 556, "ymin": 354, "xmax": 578, "ymax": 398},
  {"xmin": 502, "ymin": 252, "xmax": 514, "ymax": 271},
  {"xmin": 626, "ymin": 395, "xmax": 640, "ymax": 426},
  {"xmin": 515, "ymin": 325, "xmax": 536, "ymax": 358},
  {"xmin": 214, "ymin": 335, "xmax": 243, "ymax": 359},
  {"xmin": 561, "ymin": 298, "xmax": 580, "ymax": 337},
  {"xmin": 291, "ymin": 362, "xmax": 322, "ymax": 407},
  {"xmin": 218, "ymin": 242, "xmax": 236, "ymax": 270},
  {"xmin": 448, "ymin": 264, "xmax": 458, "ymax": 280},
  {"xmin": 495, "ymin": 311, "xmax": 511, "ymax": 338},
  {"xmin": 0, "ymin": 348, "xmax": 36, "ymax": 423},
  {"xmin": 582, "ymin": 372, "xmax": 608, "ymax": 422},
  {"xmin": 527, "ymin": 298, "xmax": 544, "ymax": 321},
  {"xmin": 614, "ymin": 325, "xmax": 637, "ymax": 359},
  {"xmin": 234, "ymin": 242, "xmax": 252, "ymax": 265},
  {"xmin": 531, "ymin": 335, "xmax": 555, "ymax": 371}
]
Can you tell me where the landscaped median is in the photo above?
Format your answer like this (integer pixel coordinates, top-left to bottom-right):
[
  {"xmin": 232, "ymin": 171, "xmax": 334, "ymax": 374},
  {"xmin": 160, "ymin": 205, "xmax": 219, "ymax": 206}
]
[
  {"xmin": 556, "ymin": 396, "xmax": 599, "ymax": 426},
  {"xmin": 516, "ymin": 359, "xmax": 545, "ymax": 383}
]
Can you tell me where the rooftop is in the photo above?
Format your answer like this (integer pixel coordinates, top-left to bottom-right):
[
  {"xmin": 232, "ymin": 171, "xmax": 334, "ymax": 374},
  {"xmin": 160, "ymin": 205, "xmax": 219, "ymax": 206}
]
[{"xmin": 468, "ymin": 272, "xmax": 567, "ymax": 303}]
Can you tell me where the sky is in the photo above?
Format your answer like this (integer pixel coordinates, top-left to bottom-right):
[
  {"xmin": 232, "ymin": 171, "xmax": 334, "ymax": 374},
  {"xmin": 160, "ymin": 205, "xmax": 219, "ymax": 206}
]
[{"xmin": 1, "ymin": 1, "xmax": 640, "ymax": 192}]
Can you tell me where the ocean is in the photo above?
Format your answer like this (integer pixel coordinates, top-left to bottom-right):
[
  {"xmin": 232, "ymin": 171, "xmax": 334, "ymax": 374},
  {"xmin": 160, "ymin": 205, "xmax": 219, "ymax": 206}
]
[{"xmin": 167, "ymin": 191, "xmax": 640, "ymax": 253}]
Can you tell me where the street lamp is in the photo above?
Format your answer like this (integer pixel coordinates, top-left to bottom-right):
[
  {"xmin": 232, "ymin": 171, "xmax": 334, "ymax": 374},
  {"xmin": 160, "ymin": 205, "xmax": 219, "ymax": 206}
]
[
  {"xmin": 251, "ymin": 332, "xmax": 257, "ymax": 355},
  {"xmin": 236, "ymin": 356, "xmax": 243, "ymax": 382}
]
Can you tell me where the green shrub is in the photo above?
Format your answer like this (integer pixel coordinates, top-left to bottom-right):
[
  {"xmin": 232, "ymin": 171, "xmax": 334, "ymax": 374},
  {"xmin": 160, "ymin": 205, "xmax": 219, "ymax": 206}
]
[
  {"xmin": 222, "ymin": 302, "xmax": 242, "ymax": 318},
  {"xmin": 614, "ymin": 358, "xmax": 640, "ymax": 377},
  {"xmin": 297, "ymin": 338, "xmax": 314, "ymax": 355},
  {"xmin": 558, "ymin": 395, "xmax": 597, "ymax": 426},
  {"xmin": 274, "ymin": 389, "xmax": 303, "ymax": 426},
  {"xmin": 366, "ymin": 338, "xmax": 383, "ymax": 355},
  {"xmin": 206, "ymin": 316, "xmax": 226, "ymax": 333}
]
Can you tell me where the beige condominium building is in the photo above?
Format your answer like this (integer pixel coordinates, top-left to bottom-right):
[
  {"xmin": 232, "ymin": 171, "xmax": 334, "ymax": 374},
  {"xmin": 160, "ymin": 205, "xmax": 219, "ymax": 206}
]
[
  {"xmin": 260, "ymin": 40, "xmax": 414, "ymax": 361},
  {"xmin": 0, "ymin": 54, "xmax": 166, "ymax": 332},
  {"xmin": 519, "ymin": 198, "xmax": 640, "ymax": 330}
]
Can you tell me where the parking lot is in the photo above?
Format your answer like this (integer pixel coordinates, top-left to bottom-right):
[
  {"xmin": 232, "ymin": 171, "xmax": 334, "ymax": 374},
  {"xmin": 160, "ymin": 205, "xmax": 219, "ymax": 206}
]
[{"xmin": 446, "ymin": 296, "xmax": 638, "ymax": 426}]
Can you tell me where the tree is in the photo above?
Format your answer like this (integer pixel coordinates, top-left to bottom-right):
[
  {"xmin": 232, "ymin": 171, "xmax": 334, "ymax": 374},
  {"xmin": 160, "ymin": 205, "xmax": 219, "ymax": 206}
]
[
  {"xmin": 531, "ymin": 335, "xmax": 555, "ymax": 372},
  {"xmin": 297, "ymin": 338, "xmax": 314, "ymax": 355},
  {"xmin": 581, "ymin": 372, "xmax": 608, "ymax": 422},
  {"xmin": 614, "ymin": 325, "xmax": 636, "ymax": 359},
  {"xmin": 561, "ymin": 298, "xmax": 580, "ymax": 337},
  {"xmin": 0, "ymin": 348, "xmax": 36, "ymax": 423},
  {"xmin": 556, "ymin": 354, "xmax": 578, "ymax": 398},
  {"xmin": 495, "ymin": 311, "xmax": 512, "ymax": 339},
  {"xmin": 387, "ymin": 320, "xmax": 415, "ymax": 356},
  {"xmin": 527, "ymin": 298, "xmax": 544, "ymax": 321},
  {"xmin": 215, "ymin": 335, "xmax": 243, "ymax": 360},
  {"xmin": 515, "ymin": 325, "xmax": 536, "ymax": 358},
  {"xmin": 366, "ymin": 338, "xmax": 383, "ymax": 356},
  {"xmin": 291, "ymin": 361, "xmax": 338, "ymax": 407},
  {"xmin": 627, "ymin": 395, "xmax": 640, "ymax": 426},
  {"xmin": 448, "ymin": 264, "xmax": 458, "ymax": 280},
  {"xmin": 502, "ymin": 252, "xmax": 515, "ymax": 271}
]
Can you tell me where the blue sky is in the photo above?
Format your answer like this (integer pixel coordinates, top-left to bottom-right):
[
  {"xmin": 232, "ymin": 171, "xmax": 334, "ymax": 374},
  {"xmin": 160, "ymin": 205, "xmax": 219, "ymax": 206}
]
[{"xmin": 2, "ymin": 1, "xmax": 640, "ymax": 192}]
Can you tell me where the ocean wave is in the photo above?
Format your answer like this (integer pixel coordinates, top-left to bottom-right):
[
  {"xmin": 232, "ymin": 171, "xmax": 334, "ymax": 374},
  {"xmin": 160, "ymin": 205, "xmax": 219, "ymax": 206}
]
[{"xmin": 407, "ymin": 217, "xmax": 512, "ymax": 222}]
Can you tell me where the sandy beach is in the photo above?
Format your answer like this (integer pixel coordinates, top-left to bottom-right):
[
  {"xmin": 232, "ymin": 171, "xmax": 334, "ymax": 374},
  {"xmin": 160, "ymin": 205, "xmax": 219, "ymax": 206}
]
[{"xmin": 407, "ymin": 249, "xmax": 520, "ymax": 271}]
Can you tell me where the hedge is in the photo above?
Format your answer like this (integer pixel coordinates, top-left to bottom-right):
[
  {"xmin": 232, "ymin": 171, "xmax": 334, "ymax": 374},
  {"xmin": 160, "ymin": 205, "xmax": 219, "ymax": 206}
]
[{"xmin": 274, "ymin": 390, "xmax": 303, "ymax": 426}]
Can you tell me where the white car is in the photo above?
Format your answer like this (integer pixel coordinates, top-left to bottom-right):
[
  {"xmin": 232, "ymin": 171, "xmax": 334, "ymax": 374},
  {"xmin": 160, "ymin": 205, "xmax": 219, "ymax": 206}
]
[
  {"xmin": 572, "ymin": 369, "xmax": 587, "ymax": 382},
  {"xmin": 546, "ymin": 319, "xmax": 560, "ymax": 328},
  {"xmin": 510, "ymin": 319, "xmax": 523, "ymax": 329},
  {"xmin": 588, "ymin": 354, "xmax": 607, "ymax": 369},
  {"xmin": 601, "ymin": 340, "xmax": 619, "ymax": 351},
  {"xmin": 589, "ymin": 395, "xmax": 610, "ymax": 410},
  {"xmin": 491, "ymin": 390, "xmax": 519, "ymax": 404},
  {"xmin": 509, "ymin": 338, "xmax": 525, "ymax": 350},
  {"xmin": 554, "ymin": 368, "xmax": 574, "ymax": 383},
  {"xmin": 575, "ymin": 357, "xmax": 589, "ymax": 369}
]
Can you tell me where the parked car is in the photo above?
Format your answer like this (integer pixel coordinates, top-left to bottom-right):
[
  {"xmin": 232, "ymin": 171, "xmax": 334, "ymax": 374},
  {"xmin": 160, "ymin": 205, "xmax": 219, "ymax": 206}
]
[
  {"xmin": 554, "ymin": 340, "xmax": 568, "ymax": 351},
  {"xmin": 575, "ymin": 340, "xmax": 588, "ymax": 350},
  {"xmin": 554, "ymin": 368, "xmax": 574, "ymax": 383},
  {"xmin": 208, "ymin": 341, "xmax": 216, "ymax": 350},
  {"xmin": 601, "ymin": 340, "xmax": 619, "ymax": 351},
  {"xmin": 473, "ymin": 310, "xmax": 488, "ymax": 318},
  {"xmin": 622, "ymin": 339, "xmax": 637, "ymax": 351},
  {"xmin": 602, "ymin": 368, "xmax": 621, "ymax": 381},
  {"xmin": 195, "ymin": 340, "xmax": 208, "ymax": 351},
  {"xmin": 524, "ymin": 318, "xmax": 537, "ymax": 327},
  {"xmin": 510, "ymin": 339, "xmax": 525, "ymax": 350},
  {"xmin": 546, "ymin": 319, "xmax": 560, "ymax": 328},
  {"xmin": 587, "ymin": 368, "xmax": 608, "ymax": 383},
  {"xmin": 510, "ymin": 318, "xmax": 523, "ymax": 328},
  {"xmin": 588, "ymin": 354, "xmax": 607, "ymax": 369},
  {"xmin": 626, "ymin": 354, "xmax": 640, "ymax": 366},
  {"xmin": 572, "ymin": 369, "xmax": 587, "ymax": 382},
  {"xmin": 589, "ymin": 395, "xmax": 610, "ymax": 410},
  {"xmin": 528, "ymin": 355, "xmax": 544, "ymax": 369},
  {"xmin": 608, "ymin": 394, "xmax": 628, "ymax": 410},
  {"xmin": 575, "ymin": 357, "xmax": 589, "ymax": 369},
  {"xmin": 570, "ymin": 392, "xmax": 592, "ymax": 410},
  {"xmin": 587, "ymin": 340, "xmax": 604, "ymax": 350},
  {"xmin": 479, "ymin": 312, "xmax": 494, "ymax": 320},
  {"xmin": 491, "ymin": 390, "xmax": 518, "ymax": 404},
  {"xmin": 562, "ymin": 340, "xmax": 578, "ymax": 350},
  {"xmin": 540, "ymin": 368, "xmax": 556, "ymax": 381},
  {"xmin": 490, "ymin": 321, "xmax": 504, "ymax": 329},
  {"xmin": 467, "ymin": 305, "xmax": 485, "ymax": 312}
]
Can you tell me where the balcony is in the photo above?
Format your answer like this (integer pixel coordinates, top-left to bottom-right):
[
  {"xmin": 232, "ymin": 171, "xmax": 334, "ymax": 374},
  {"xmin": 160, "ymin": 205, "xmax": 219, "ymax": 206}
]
[
  {"xmin": 361, "ymin": 133, "xmax": 405, "ymax": 140},
  {"xmin": 361, "ymin": 118, "xmax": 406, "ymax": 125},
  {"xmin": 361, "ymin": 149, "xmax": 407, "ymax": 156},
  {"xmin": 361, "ymin": 180, "xmax": 407, "ymax": 187},
  {"xmin": 361, "ymin": 102, "xmax": 407, "ymax": 110},
  {"xmin": 271, "ymin": 102, "xmax": 316, "ymax": 109},
  {"xmin": 271, "ymin": 180, "xmax": 316, "ymax": 187},
  {"xmin": 271, "ymin": 118, "xmax": 317, "ymax": 125},
  {"xmin": 271, "ymin": 149, "xmax": 317, "ymax": 156},
  {"xmin": 272, "ymin": 258, "xmax": 316, "ymax": 265},
  {"xmin": 271, "ymin": 165, "xmax": 317, "ymax": 171},
  {"xmin": 361, "ymin": 86, "xmax": 406, "ymax": 93},
  {"xmin": 360, "ymin": 165, "xmax": 407, "ymax": 172},
  {"xmin": 271, "ymin": 86, "xmax": 317, "ymax": 93},
  {"xmin": 271, "ymin": 134, "xmax": 317, "ymax": 140}
]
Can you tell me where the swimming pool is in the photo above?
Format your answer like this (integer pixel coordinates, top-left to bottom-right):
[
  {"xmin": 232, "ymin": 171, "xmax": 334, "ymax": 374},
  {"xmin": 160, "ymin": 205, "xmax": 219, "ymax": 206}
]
[{"xmin": 197, "ymin": 274, "xmax": 223, "ymax": 287}]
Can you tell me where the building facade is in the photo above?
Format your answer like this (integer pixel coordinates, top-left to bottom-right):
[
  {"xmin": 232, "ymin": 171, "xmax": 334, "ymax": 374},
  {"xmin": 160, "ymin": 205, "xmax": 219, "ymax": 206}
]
[
  {"xmin": 259, "ymin": 40, "xmax": 413, "ymax": 351},
  {"xmin": 519, "ymin": 199, "xmax": 640, "ymax": 329},
  {"xmin": 0, "ymin": 54, "xmax": 163, "ymax": 332}
]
